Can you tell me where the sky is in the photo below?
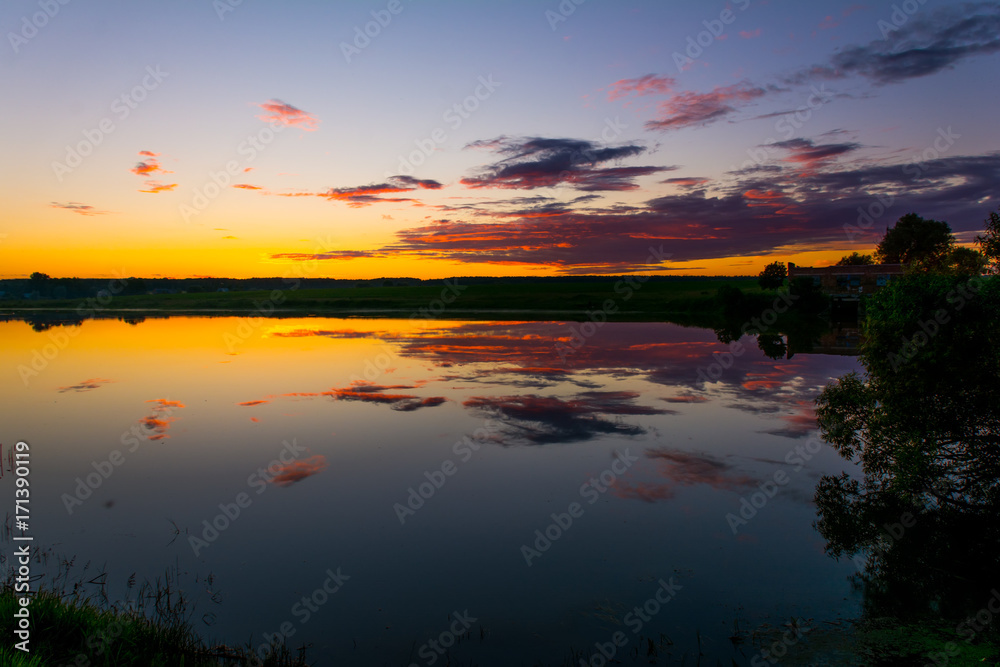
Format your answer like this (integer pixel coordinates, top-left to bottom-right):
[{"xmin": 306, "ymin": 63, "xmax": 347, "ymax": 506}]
[{"xmin": 2, "ymin": 0, "xmax": 998, "ymax": 279}]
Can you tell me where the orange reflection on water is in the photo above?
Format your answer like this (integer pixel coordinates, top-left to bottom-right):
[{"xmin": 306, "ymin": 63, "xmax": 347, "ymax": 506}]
[
  {"xmin": 139, "ymin": 399, "xmax": 186, "ymax": 440},
  {"xmin": 271, "ymin": 455, "xmax": 328, "ymax": 486}
]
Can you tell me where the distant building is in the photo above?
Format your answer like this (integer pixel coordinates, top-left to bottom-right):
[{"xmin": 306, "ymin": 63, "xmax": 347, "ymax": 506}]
[{"xmin": 787, "ymin": 262, "xmax": 904, "ymax": 298}]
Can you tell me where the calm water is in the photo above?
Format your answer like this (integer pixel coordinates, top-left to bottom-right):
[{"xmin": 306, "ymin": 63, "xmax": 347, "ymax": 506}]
[{"xmin": 2, "ymin": 316, "xmax": 863, "ymax": 665}]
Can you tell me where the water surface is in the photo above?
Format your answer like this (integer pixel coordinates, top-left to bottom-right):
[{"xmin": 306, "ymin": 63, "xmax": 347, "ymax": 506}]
[{"xmin": 1, "ymin": 315, "xmax": 863, "ymax": 665}]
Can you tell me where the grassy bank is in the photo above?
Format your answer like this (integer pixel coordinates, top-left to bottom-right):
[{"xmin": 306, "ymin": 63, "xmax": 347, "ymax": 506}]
[{"xmin": 0, "ymin": 587, "xmax": 305, "ymax": 667}]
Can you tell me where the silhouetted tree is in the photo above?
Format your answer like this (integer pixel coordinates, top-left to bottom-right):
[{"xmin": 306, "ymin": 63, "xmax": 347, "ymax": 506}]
[
  {"xmin": 977, "ymin": 205, "xmax": 1000, "ymax": 274},
  {"xmin": 835, "ymin": 252, "xmax": 874, "ymax": 266},
  {"xmin": 875, "ymin": 213, "xmax": 954, "ymax": 267},
  {"xmin": 814, "ymin": 273, "xmax": 1000, "ymax": 623},
  {"xmin": 756, "ymin": 333, "xmax": 787, "ymax": 359},
  {"xmin": 938, "ymin": 246, "xmax": 987, "ymax": 276},
  {"xmin": 124, "ymin": 278, "xmax": 147, "ymax": 295},
  {"xmin": 757, "ymin": 261, "xmax": 786, "ymax": 289}
]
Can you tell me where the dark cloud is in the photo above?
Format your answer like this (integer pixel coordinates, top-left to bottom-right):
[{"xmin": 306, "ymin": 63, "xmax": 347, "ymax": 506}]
[
  {"xmin": 390, "ymin": 175, "xmax": 444, "ymax": 190},
  {"xmin": 460, "ymin": 136, "xmax": 669, "ymax": 191},
  {"xmin": 462, "ymin": 390, "xmax": 668, "ymax": 445},
  {"xmin": 818, "ymin": 3, "xmax": 1000, "ymax": 85},
  {"xmin": 310, "ymin": 175, "xmax": 444, "ymax": 207},
  {"xmin": 435, "ymin": 192, "xmax": 607, "ymax": 221},
  {"xmin": 327, "ymin": 382, "xmax": 446, "ymax": 412},
  {"xmin": 381, "ymin": 151, "xmax": 1000, "ymax": 271},
  {"xmin": 663, "ymin": 395, "xmax": 709, "ymax": 404}
]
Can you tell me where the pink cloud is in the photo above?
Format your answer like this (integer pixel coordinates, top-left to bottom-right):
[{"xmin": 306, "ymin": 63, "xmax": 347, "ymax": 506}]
[
  {"xmin": 256, "ymin": 99, "xmax": 319, "ymax": 131},
  {"xmin": 130, "ymin": 151, "xmax": 171, "ymax": 176},
  {"xmin": 647, "ymin": 84, "xmax": 769, "ymax": 131},
  {"xmin": 607, "ymin": 74, "xmax": 675, "ymax": 101}
]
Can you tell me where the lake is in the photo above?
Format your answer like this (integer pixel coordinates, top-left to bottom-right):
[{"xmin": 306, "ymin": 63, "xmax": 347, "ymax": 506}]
[{"xmin": 2, "ymin": 314, "xmax": 864, "ymax": 665}]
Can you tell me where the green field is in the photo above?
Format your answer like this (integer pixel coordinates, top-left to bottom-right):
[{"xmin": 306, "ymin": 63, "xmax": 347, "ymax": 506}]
[{"xmin": 1, "ymin": 278, "xmax": 762, "ymax": 322}]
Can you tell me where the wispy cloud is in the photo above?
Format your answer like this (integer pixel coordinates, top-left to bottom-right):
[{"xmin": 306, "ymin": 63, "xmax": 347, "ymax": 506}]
[
  {"xmin": 327, "ymin": 381, "xmax": 446, "ymax": 411},
  {"xmin": 646, "ymin": 83, "xmax": 770, "ymax": 131},
  {"xmin": 607, "ymin": 5, "xmax": 999, "ymax": 136},
  {"xmin": 255, "ymin": 99, "xmax": 320, "ymax": 131},
  {"xmin": 662, "ymin": 176, "xmax": 710, "ymax": 189},
  {"xmin": 606, "ymin": 74, "xmax": 675, "ymax": 101},
  {"xmin": 612, "ymin": 448, "xmax": 758, "ymax": 503},
  {"xmin": 318, "ymin": 175, "xmax": 443, "ymax": 207},
  {"xmin": 50, "ymin": 202, "xmax": 109, "ymax": 216},
  {"xmin": 771, "ymin": 137, "xmax": 862, "ymax": 171},
  {"xmin": 789, "ymin": 3, "xmax": 1000, "ymax": 86},
  {"xmin": 462, "ymin": 391, "xmax": 668, "ymax": 445},
  {"xmin": 269, "ymin": 250, "xmax": 379, "ymax": 261},
  {"xmin": 139, "ymin": 181, "xmax": 178, "ymax": 194}
]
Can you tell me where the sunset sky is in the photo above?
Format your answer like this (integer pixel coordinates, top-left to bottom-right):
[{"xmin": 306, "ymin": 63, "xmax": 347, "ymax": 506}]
[{"xmin": 2, "ymin": 0, "xmax": 998, "ymax": 279}]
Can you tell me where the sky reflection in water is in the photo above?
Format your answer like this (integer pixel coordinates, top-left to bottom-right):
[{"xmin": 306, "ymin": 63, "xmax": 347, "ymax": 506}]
[{"xmin": 1, "ymin": 316, "xmax": 863, "ymax": 664}]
